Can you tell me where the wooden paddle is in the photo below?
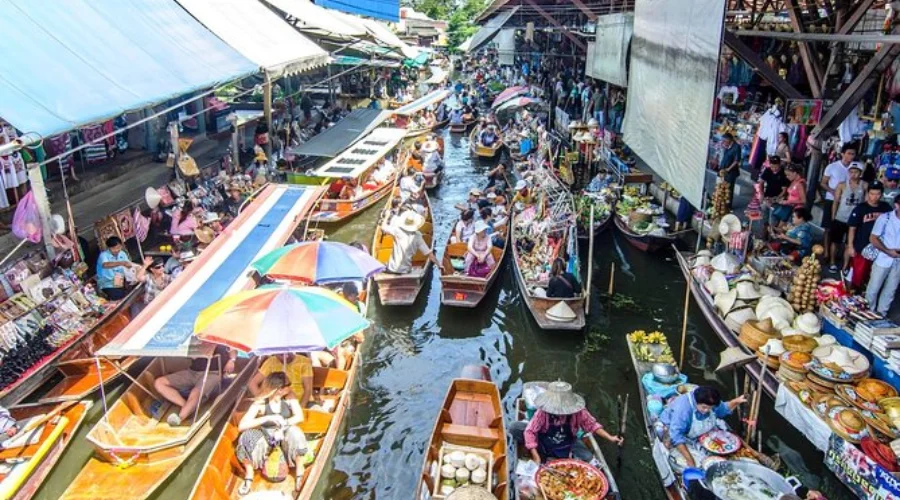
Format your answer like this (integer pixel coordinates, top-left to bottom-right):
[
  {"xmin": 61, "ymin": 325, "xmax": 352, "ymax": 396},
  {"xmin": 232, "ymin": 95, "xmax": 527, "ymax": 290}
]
[
  {"xmin": 617, "ymin": 393, "xmax": 628, "ymax": 467},
  {"xmin": 20, "ymin": 401, "xmax": 77, "ymax": 435}
]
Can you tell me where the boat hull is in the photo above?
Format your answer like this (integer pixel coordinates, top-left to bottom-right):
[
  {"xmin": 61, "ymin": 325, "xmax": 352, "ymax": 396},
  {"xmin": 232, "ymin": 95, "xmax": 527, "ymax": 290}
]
[
  {"xmin": 439, "ymin": 229, "xmax": 508, "ymax": 308},
  {"xmin": 309, "ymin": 180, "xmax": 394, "ymax": 224},
  {"xmin": 577, "ymin": 212, "xmax": 614, "ymax": 241},
  {"xmin": 449, "ymin": 120, "xmax": 475, "ymax": 134},
  {"xmin": 614, "ymin": 216, "xmax": 675, "ymax": 253},
  {"xmin": 469, "ymin": 126, "xmax": 503, "ymax": 158}
]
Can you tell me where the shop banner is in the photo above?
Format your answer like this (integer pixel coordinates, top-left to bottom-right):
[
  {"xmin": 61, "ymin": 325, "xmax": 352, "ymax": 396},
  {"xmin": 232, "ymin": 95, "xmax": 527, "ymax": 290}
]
[
  {"xmin": 497, "ymin": 29, "xmax": 516, "ymax": 66},
  {"xmin": 825, "ymin": 433, "xmax": 900, "ymax": 499},
  {"xmin": 622, "ymin": 0, "xmax": 726, "ymax": 209},
  {"xmin": 586, "ymin": 13, "xmax": 633, "ymax": 88}
]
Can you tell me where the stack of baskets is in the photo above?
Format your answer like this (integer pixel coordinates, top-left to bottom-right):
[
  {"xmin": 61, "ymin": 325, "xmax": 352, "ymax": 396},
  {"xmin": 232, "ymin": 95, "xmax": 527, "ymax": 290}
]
[
  {"xmin": 782, "ymin": 335, "xmax": 817, "ymax": 354},
  {"xmin": 739, "ymin": 318, "xmax": 779, "ymax": 352},
  {"xmin": 778, "ymin": 351, "xmax": 812, "ymax": 383}
]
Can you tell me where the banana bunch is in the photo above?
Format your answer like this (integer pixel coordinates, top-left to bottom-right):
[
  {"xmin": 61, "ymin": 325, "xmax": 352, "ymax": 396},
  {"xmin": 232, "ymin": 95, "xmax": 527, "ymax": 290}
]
[
  {"xmin": 635, "ymin": 344, "xmax": 656, "ymax": 362},
  {"xmin": 628, "ymin": 330, "xmax": 668, "ymax": 344}
]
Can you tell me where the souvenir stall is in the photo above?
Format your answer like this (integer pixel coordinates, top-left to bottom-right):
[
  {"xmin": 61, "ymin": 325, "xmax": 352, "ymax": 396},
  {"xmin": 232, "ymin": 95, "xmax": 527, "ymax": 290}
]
[{"xmin": 0, "ymin": 247, "xmax": 140, "ymax": 406}]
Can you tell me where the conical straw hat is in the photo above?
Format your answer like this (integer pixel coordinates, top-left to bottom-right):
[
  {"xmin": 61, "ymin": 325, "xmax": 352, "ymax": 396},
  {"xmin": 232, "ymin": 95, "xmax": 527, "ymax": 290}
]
[
  {"xmin": 534, "ymin": 381, "xmax": 586, "ymax": 415},
  {"xmin": 547, "ymin": 301, "xmax": 576, "ymax": 322},
  {"xmin": 715, "ymin": 290, "xmax": 738, "ymax": 315},
  {"xmin": 716, "ymin": 346, "xmax": 756, "ymax": 372}
]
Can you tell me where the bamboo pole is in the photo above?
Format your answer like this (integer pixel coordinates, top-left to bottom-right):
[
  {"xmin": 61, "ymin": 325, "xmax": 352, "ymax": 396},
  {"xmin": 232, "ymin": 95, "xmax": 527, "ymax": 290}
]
[
  {"xmin": 607, "ymin": 262, "xmax": 615, "ymax": 296},
  {"xmin": 678, "ymin": 280, "xmax": 691, "ymax": 370},
  {"xmin": 585, "ymin": 206, "xmax": 595, "ymax": 315}
]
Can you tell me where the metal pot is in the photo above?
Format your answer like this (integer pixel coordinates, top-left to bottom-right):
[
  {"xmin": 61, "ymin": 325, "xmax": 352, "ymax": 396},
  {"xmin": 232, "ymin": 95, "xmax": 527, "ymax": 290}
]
[
  {"xmin": 652, "ymin": 363, "xmax": 679, "ymax": 384},
  {"xmin": 700, "ymin": 461, "xmax": 801, "ymax": 499}
]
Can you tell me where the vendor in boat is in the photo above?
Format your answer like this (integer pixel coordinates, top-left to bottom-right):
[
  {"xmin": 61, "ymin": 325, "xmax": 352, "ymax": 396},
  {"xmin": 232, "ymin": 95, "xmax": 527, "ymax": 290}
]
[
  {"xmin": 512, "ymin": 180, "xmax": 535, "ymax": 208},
  {"xmin": 97, "ymin": 236, "xmax": 140, "ymax": 300},
  {"xmin": 511, "ymin": 381, "xmax": 622, "ymax": 464},
  {"xmin": 170, "ymin": 199, "xmax": 199, "ymax": 238},
  {"xmin": 422, "ymin": 141, "xmax": 444, "ymax": 175},
  {"xmin": 0, "ymin": 405, "xmax": 18, "ymax": 444},
  {"xmin": 465, "ymin": 220, "xmax": 495, "ymax": 277},
  {"xmin": 154, "ymin": 345, "xmax": 236, "ymax": 427},
  {"xmin": 327, "ymin": 177, "xmax": 350, "ymax": 199},
  {"xmin": 399, "ymin": 168, "xmax": 425, "ymax": 204},
  {"xmin": 338, "ymin": 178, "xmax": 362, "ymax": 200},
  {"xmin": 452, "ymin": 209, "xmax": 477, "ymax": 244},
  {"xmin": 249, "ymin": 353, "xmax": 313, "ymax": 408},
  {"xmin": 547, "ymin": 258, "xmax": 581, "ymax": 298},
  {"xmin": 770, "ymin": 206, "xmax": 813, "ymax": 260},
  {"xmin": 658, "ymin": 386, "xmax": 746, "ymax": 469},
  {"xmin": 486, "ymin": 162, "xmax": 508, "ymax": 191},
  {"xmin": 381, "ymin": 210, "xmax": 443, "ymax": 274},
  {"xmin": 479, "ymin": 125, "xmax": 499, "ymax": 147},
  {"xmin": 236, "ymin": 372, "xmax": 309, "ymax": 495},
  {"xmin": 449, "ymin": 107, "xmax": 464, "ymax": 125},
  {"xmin": 518, "ymin": 129, "xmax": 534, "ymax": 157},
  {"xmin": 410, "ymin": 142, "xmax": 424, "ymax": 166}
]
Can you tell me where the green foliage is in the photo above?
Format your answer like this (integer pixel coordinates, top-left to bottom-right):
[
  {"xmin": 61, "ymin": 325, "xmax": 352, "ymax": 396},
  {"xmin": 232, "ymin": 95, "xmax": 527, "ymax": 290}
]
[
  {"xmin": 584, "ymin": 327, "xmax": 610, "ymax": 353},
  {"xmin": 403, "ymin": 0, "xmax": 487, "ymax": 51}
]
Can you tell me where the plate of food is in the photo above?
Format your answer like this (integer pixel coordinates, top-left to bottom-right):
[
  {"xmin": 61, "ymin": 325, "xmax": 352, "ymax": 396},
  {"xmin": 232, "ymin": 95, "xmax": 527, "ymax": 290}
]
[
  {"xmin": 699, "ymin": 430, "xmax": 742, "ymax": 455},
  {"xmin": 536, "ymin": 459, "xmax": 609, "ymax": 500}
]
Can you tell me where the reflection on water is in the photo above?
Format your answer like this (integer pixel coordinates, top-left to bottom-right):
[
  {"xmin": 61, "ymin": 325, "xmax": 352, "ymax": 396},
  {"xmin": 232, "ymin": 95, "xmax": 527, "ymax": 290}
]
[{"xmin": 34, "ymin": 128, "xmax": 852, "ymax": 500}]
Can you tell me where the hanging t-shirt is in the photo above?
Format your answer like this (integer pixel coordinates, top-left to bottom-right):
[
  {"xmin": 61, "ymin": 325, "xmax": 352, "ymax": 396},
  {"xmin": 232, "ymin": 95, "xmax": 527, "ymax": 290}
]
[{"xmin": 758, "ymin": 109, "xmax": 787, "ymax": 156}]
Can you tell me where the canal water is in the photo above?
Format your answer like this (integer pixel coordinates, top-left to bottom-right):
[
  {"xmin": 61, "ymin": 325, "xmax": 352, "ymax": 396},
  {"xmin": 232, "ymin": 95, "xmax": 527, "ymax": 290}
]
[{"xmin": 34, "ymin": 128, "xmax": 852, "ymax": 499}]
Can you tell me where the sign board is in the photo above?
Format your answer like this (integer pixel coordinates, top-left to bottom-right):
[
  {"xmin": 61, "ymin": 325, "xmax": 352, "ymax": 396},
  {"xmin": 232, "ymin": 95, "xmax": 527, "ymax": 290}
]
[{"xmin": 825, "ymin": 433, "xmax": 900, "ymax": 499}]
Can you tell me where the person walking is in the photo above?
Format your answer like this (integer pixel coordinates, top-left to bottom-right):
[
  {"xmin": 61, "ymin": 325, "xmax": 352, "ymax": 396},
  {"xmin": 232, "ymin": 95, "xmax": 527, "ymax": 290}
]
[
  {"xmin": 866, "ymin": 197, "xmax": 900, "ymax": 315},
  {"xmin": 829, "ymin": 162, "xmax": 866, "ymax": 272},
  {"xmin": 821, "ymin": 143, "xmax": 856, "ymax": 264}
]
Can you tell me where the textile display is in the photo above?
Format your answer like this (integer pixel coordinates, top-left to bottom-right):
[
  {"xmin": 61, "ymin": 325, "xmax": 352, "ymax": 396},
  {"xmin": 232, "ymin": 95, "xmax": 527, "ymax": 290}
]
[
  {"xmin": 758, "ymin": 107, "xmax": 787, "ymax": 156},
  {"xmin": 586, "ymin": 13, "xmax": 633, "ymax": 88},
  {"xmin": 622, "ymin": 0, "xmax": 726, "ymax": 209},
  {"xmin": 497, "ymin": 29, "xmax": 516, "ymax": 66}
]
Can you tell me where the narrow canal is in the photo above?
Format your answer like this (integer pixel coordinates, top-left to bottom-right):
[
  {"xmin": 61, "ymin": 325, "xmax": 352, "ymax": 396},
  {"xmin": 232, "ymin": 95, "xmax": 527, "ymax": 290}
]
[{"xmin": 33, "ymin": 128, "xmax": 852, "ymax": 499}]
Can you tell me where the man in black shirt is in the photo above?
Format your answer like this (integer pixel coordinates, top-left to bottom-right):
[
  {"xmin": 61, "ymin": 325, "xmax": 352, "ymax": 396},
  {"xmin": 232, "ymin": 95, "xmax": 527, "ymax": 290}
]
[
  {"xmin": 759, "ymin": 156, "xmax": 788, "ymax": 229},
  {"xmin": 847, "ymin": 182, "xmax": 891, "ymax": 290}
]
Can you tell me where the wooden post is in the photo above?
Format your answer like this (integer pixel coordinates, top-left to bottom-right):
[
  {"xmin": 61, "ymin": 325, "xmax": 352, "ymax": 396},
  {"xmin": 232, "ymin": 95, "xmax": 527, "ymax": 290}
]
[
  {"xmin": 585, "ymin": 206, "xmax": 595, "ymax": 315},
  {"xmin": 679, "ymin": 280, "xmax": 691, "ymax": 370},
  {"xmin": 607, "ymin": 262, "xmax": 615, "ymax": 296},
  {"xmin": 263, "ymin": 72, "xmax": 273, "ymax": 161}
]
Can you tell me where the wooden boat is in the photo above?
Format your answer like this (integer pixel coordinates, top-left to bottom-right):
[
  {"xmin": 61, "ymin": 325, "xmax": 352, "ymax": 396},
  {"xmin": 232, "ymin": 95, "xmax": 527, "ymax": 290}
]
[
  {"xmin": 439, "ymin": 226, "xmax": 508, "ymax": 308},
  {"xmin": 371, "ymin": 186, "xmax": 435, "ymax": 306},
  {"xmin": 188, "ymin": 354, "xmax": 361, "ymax": 500},
  {"xmin": 626, "ymin": 333, "xmax": 780, "ymax": 499},
  {"xmin": 0, "ymin": 287, "xmax": 141, "ymax": 406},
  {"xmin": 673, "ymin": 249, "xmax": 779, "ymax": 398},
  {"xmin": 307, "ymin": 128, "xmax": 407, "ymax": 224},
  {"xmin": 59, "ymin": 356, "xmax": 257, "ymax": 500},
  {"xmin": 406, "ymin": 118, "xmax": 450, "ymax": 138},
  {"xmin": 513, "ymin": 385, "xmax": 621, "ymax": 499},
  {"xmin": 577, "ymin": 211, "xmax": 613, "ymax": 241},
  {"xmin": 0, "ymin": 400, "xmax": 91, "ymax": 500},
  {"xmin": 410, "ymin": 137, "xmax": 445, "ymax": 190},
  {"xmin": 613, "ymin": 215, "xmax": 675, "ymax": 253},
  {"xmin": 37, "ymin": 311, "xmax": 140, "ymax": 404},
  {"xmin": 450, "ymin": 117, "xmax": 476, "ymax": 134},
  {"xmin": 469, "ymin": 126, "xmax": 503, "ymax": 159},
  {"xmin": 415, "ymin": 378, "xmax": 509, "ymax": 499}
]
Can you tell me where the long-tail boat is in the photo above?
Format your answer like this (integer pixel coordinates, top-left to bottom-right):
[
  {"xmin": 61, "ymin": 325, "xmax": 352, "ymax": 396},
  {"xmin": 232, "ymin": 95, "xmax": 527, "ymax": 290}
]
[{"xmin": 439, "ymin": 224, "xmax": 508, "ymax": 308}]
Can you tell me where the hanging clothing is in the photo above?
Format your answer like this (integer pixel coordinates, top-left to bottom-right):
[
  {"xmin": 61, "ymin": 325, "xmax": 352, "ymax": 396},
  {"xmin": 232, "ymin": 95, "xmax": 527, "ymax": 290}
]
[
  {"xmin": 757, "ymin": 108, "xmax": 787, "ymax": 156},
  {"xmin": 839, "ymin": 111, "xmax": 865, "ymax": 146}
]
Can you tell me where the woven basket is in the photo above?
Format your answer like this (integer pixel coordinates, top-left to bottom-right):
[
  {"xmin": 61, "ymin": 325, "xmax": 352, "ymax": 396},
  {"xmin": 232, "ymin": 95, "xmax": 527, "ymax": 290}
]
[
  {"xmin": 739, "ymin": 318, "xmax": 779, "ymax": 352},
  {"xmin": 756, "ymin": 351, "xmax": 780, "ymax": 370},
  {"xmin": 777, "ymin": 366, "xmax": 807, "ymax": 382},
  {"xmin": 782, "ymin": 335, "xmax": 817, "ymax": 353}
]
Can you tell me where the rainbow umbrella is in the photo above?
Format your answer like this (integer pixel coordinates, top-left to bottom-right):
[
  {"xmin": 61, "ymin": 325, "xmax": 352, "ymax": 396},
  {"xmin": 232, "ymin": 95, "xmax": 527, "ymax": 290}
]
[
  {"xmin": 251, "ymin": 241, "xmax": 384, "ymax": 284},
  {"xmin": 194, "ymin": 287, "xmax": 369, "ymax": 354},
  {"xmin": 491, "ymin": 86, "xmax": 529, "ymax": 108},
  {"xmin": 496, "ymin": 97, "xmax": 542, "ymax": 113}
]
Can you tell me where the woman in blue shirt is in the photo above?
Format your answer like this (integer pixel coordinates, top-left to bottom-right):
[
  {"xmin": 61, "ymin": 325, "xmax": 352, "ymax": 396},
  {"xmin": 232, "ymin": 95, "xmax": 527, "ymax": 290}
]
[
  {"xmin": 659, "ymin": 386, "xmax": 746, "ymax": 469},
  {"xmin": 772, "ymin": 207, "xmax": 813, "ymax": 261}
]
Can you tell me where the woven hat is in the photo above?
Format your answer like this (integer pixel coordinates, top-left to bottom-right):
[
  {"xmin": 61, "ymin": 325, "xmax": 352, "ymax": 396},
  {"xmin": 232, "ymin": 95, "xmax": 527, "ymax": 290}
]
[
  {"xmin": 696, "ymin": 250, "xmax": 714, "ymax": 258},
  {"xmin": 794, "ymin": 313, "xmax": 821, "ymax": 335},
  {"xmin": 711, "ymin": 253, "xmax": 740, "ymax": 274},
  {"xmin": 397, "ymin": 211, "xmax": 425, "ymax": 232},
  {"xmin": 447, "ymin": 485, "xmax": 495, "ymax": 500},
  {"xmin": 716, "ymin": 346, "xmax": 756, "ymax": 372},
  {"xmin": 813, "ymin": 345, "xmax": 870, "ymax": 376},
  {"xmin": 782, "ymin": 335, "xmax": 817, "ymax": 353},
  {"xmin": 759, "ymin": 338, "xmax": 786, "ymax": 357},
  {"xmin": 714, "ymin": 290, "xmax": 738, "ymax": 315},
  {"xmin": 758, "ymin": 285, "xmax": 781, "ymax": 297},
  {"xmin": 547, "ymin": 301, "xmax": 577, "ymax": 322},
  {"xmin": 519, "ymin": 129, "xmax": 530, "ymax": 138},
  {"xmin": 738, "ymin": 317, "xmax": 777, "ymax": 350},
  {"xmin": 194, "ymin": 227, "xmax": 215, "ymax": 245},
  {"xmin": 534, "ymin": 381, "xmax": 586, "ymax": 415},
  {"xmin": 735, "ymin": 281, "xmax": 762, "ymax": 300},
  {"xmin": 692, "ymin": 255, "xmax": 712, "ymax": 268},
  {"xmin": 725, "ymin": 305, "xmax": 757, "ymax": 332},
  {"xmin": 816, "ymin": 334, "xmax": 837, "ymax": 347},
  {"xmin": 515, "ymin": 180, "xmax": 528, "ymax": 191},
  {"xmin": 705, "ymin": 272, "xmax": 729, "ymax": 295},
  {"xmin": 422, "ymin": 140, "xmax": 439, "ymax": 153},
  {"xmin": 49, "ymin": 214, "xmax": 66, "ymax": 235},
  {"xmin": 145, "ymin": 187, "xmax": 163, "ymax": 209},
  {"xmin": 828, "ymin": 406, "xmax": 869, "ymax": 444},
  {"xmin": 718, "ymin": 214, "xmax": 742, "ymax": 236}
]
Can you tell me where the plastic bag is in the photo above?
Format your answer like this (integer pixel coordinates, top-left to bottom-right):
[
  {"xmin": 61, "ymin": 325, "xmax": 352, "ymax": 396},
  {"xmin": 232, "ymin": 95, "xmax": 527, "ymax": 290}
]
[{"xmin": 12, "ymin": 192, "xmax": 42, "ymax": 243}]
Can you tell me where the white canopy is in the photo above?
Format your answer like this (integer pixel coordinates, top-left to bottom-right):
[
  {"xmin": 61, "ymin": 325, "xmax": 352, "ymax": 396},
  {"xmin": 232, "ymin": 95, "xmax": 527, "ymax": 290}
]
[
  {"xmin": 266, "ymin": 0, "xmax": 367, "ymax": 39},
  {"xmin": 362, "ymin": 18, "xmax": 421, "ymax": 59},
  {"xmin": 313, "ymin": 127, "xmax": 406, "ymax": 178},
  {"xmin": 176, "ymin": 0, "xmax": 327, "ymax": 77}
]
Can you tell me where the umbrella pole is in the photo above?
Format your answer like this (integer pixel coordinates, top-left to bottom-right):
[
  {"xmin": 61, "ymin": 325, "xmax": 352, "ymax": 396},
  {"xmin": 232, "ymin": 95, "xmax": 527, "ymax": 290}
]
[
  {"xmin": 192, "ymin": 358, "xmax": 212, "ymax": 427},
  {"xmin": 95, "ymin": 357, "xmax": 112, "ymax": 428}
]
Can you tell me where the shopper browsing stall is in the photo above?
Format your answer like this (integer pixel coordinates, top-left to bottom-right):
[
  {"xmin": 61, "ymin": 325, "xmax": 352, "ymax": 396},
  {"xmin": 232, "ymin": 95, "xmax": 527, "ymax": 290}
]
[
  {"xmin": 865, "ymin": 197, "xmax": 900, "ymax": 315},
  {"xmin": 759, "ymin": 156, "xmax": 788, "ymax": 228},
  {"xmin": 830, "ymin": 162, "xmax": 866, "ymax": 272},
  {"xmin": 847, "ymin": 182, "xmax": 890, "ymax": 290},
  {"xmin": 821, "ymin": 144, "xmax": 856, "ymax": 263}
]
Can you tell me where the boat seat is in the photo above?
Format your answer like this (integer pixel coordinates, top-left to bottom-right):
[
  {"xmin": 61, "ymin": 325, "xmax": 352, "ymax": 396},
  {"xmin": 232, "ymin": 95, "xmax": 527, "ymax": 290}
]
[
  {"xmin": 312, "ymin": 367, "xmax": 348, "ymax": 391},
  {"xmin": 299, "ymin": 409, "xmax": 332, "ymax": 435},
  {"xmin": 446, "ymin": 242, "xmax": 468, "ymax": 258},
  {"xmin": 440, "ymin": 423, "xmax": 500, "ymax": 449}
]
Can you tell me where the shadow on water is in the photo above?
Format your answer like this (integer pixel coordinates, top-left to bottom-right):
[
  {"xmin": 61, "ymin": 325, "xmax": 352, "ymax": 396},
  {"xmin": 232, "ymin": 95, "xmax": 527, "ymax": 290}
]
[{"xmin": 34, "ymin": 124, "xmax": 853, "ymax": 499}]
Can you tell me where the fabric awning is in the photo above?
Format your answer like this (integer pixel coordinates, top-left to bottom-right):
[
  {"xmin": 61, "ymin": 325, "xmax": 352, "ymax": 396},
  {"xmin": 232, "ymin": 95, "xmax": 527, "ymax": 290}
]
[
  {"xmin": 361, "ymin": 18, "xmax": 421, "ymax": 59},
  {"xmin": 97, "ymin": 185, "xmax": 323, "ymax": 357},
  {"xmin": 423, "ymin": 66, "xmax": 448, "ymax": 85},
  {"xmin": 0, "ymin": 0, "xmax": 257, "ymax": 138},
  {"xmin": 394, "ymin": 89, "xmax": 450, "ymax": 116},
  {"xmin": 289, "ymin": 109, "xmax": 387, "ymax": 157},
  {"xmin": 312, "ymin": 127, "xmax": 406, "ymax": 178},
  {"xmin": 265, "ymin": 0, "xmax": 367, "ymax": 39},
  {"xmin": 332, "ymin": 55, "xmax": 399, "ymax": 68},
  {"xmin": 466, "ymin": 6, "xmax": 520, "ymax": 53},
  {"xmin": 175, "ymin": 0, "xmax": 328, "ymax": 78},
  {"xmin": 315, "ymin": 0, "xmax": 399, "ymax": 23}
]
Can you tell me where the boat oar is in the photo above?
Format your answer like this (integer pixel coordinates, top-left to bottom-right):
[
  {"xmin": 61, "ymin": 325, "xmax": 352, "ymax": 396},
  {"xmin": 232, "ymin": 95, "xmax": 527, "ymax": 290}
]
[
  {"xmin": 20, "ymin": 401, "xmax": 77, "ymax": 434},
  {"xmin": 617, "ymin": 393, "xmax": 628, "ymax": 467}
]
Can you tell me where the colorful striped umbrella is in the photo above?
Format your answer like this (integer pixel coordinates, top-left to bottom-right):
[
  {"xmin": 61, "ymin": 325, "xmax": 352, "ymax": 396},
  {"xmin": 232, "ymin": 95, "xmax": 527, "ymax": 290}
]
[
  {"xmin": 495, "ymin": 97, "xmax": 542, "ymax": 113},
  {"xmin": 251, "ymin": 241, "xmax": 384, "ymax": 284},
  {"xmin": 193, "ymin": 287, "xmax": 369, "ymax": 354},
  {"xmin": 491, "ymin": 86, "xmax": 529, "ymax": 109}
]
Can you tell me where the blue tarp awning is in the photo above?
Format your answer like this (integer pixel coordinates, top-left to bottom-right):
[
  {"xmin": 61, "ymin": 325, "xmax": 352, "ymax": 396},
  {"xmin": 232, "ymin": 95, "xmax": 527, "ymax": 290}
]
[
  {"xmin": 0, "ymin": 0, "xmax": 258, "ymax": 138},
  {"xmin": 315, "ymin": 0, "xmax": 399, "ymax": 23}
]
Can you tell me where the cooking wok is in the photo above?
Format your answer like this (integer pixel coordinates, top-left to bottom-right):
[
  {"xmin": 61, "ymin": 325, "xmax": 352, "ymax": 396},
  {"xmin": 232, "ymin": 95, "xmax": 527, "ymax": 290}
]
[{"xmin": 685, "ymin": 461, "xmax": 801, "ymax": 499}]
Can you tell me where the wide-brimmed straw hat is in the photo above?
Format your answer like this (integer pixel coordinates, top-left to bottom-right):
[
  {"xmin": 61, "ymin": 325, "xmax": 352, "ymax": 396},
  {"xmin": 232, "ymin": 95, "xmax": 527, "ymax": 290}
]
[
  {"xmin": 715, "ymin": 290, "xmax": 738, "ymax": 315},
  {"xmin": 795, "ymin": 312, "xmax": 821, "ymax": 335},
  {"xmin": 397, "ymin": 211, "xmax": 425, "ymax": 232},
  {"xmin": 718, "ymin": 214, "xmax": 742, "ymax": 236},
  {"xmin": 735, "ymin": 281, "xmax": 762, "ymax": 300},
  {"xmin": 715, "ymin": 346, "xmax": 757, "ymax": 372},
  {"xmin": 711, "ymin": 253, "xmax": 740, "ymax": 274},
  {"xmin": 194, "ymin": 227, "xmax": 215, "ymax": 245},
  {"xmin": 534, "ymin": 381, "xmax": 586, "ymax": 415}
]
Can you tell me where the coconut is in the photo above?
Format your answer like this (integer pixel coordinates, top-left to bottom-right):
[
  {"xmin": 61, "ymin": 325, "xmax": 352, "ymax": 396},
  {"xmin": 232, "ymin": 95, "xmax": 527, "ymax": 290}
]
[
  {"xmin": 471, "ymin": 468, "xmax": 487, "ymax": 484},
  {"xmin": 450, "ymin": 451, "xmax": 466, "ymax": 468},
  {"xmin": 456, "ymin": 468, "xmax": 470, "ymax": 484},
  {"xmin": 465, "ymin": 454, "xmax": 481, "ymax": 471},
  {"xmin": 442, "ymin": 464, "xmax": 456, "ymax": 479}
]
